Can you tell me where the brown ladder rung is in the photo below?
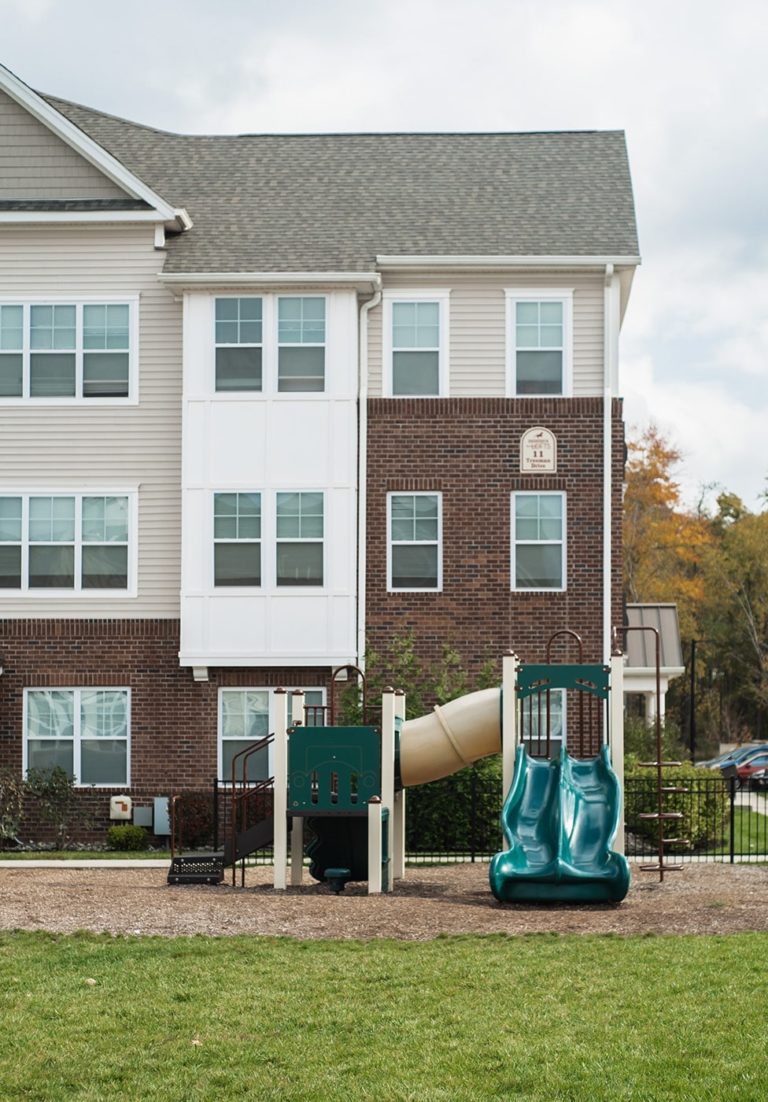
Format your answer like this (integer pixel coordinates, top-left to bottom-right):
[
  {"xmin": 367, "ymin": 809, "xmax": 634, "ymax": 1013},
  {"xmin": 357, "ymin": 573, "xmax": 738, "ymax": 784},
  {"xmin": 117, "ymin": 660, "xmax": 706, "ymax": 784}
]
[
  {"xmin": 638, "ymin": 812, "xmax": 684, "ymax": 820},
  {"xmin": 639, "ymin": 863, "xmax": 684, "ymax": 872},
  {"xmin": 662, "ymin": 837, "xmax": 691, "ymax": 846},
  {"xmin": 638, "ymin": 761, "xmax": 683, "ymax": 768},
  {"xmin": 661, "ymin": 786, "xmax": 689, "ymax": 793}
]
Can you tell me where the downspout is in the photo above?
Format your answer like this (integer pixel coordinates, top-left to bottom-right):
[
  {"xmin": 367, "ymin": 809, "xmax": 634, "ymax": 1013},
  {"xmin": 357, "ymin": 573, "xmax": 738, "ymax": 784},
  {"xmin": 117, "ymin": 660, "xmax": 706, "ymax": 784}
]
[
  {"xmin": 357, "ymin": 278, "xmax": 382, "ymax": 672},
  {"xmin": 603, "ymin": 264, "xmax": 619, "ymax": 663}
]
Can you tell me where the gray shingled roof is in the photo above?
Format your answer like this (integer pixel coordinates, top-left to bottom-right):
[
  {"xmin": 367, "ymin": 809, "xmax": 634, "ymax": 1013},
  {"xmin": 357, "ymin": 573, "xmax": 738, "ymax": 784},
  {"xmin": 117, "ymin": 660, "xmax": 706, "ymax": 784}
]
[{"xmin": 43, "ymin": 94, "xmax": 639, "ymax": 274}]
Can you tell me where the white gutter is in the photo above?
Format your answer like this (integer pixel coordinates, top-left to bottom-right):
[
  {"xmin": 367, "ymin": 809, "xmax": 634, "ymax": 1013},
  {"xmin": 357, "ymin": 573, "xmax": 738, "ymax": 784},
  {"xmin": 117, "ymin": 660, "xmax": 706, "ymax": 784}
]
[
  {"xmin": 603, "ymin": 263, "xmax": 620, "ymax": 662},
  {"xmin": 0, "ymin": 210, "xmax": 179, "ymax": 224},
  {"xmin": 158, "ymin": 271, "xmax": 380, "ymax": 287},
  {"xmin": 357, "ymin": 278, "xmax": 382, "ymax": 671},
  {"xmin": 376, "ymin": 254, "xmax": 641, "ymax": 269}
]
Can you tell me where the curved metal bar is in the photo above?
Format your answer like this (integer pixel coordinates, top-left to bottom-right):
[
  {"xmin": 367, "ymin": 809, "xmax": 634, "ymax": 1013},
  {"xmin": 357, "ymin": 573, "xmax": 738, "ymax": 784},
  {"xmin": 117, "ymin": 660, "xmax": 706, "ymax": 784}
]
[{"xmin": 546, "ymin": 628, "xmax": 584, "ymax": 662}]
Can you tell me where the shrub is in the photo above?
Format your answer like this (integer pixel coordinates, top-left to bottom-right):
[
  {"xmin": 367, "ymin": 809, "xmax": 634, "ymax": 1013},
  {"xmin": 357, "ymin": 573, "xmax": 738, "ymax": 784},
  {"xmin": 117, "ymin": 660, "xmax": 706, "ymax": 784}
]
[
  {"xmin": 0, "ymin": 769, "xmax": 25, "ymax": 846},
  {"xmin": 25, "ymin": 766, "xmax": 87, "ymax": 849},
  {"xmin": 172, "ymin": 791, "xmax": 214, "ymax": 849},
  {"xmin": 624, "ymin": 762, "xmax": 729, "ymax": 849},
  {"xmin": 406, "ymin": 757, "xmax": 504, "ymax": 856},
  {"xmin": 106, "ymin": 824, "xmax": 148, "ymax": 851}
]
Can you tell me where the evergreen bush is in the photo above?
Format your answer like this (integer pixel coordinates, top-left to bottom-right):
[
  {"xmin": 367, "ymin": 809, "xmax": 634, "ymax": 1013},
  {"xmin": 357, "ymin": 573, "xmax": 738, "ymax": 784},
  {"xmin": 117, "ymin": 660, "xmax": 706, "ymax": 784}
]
[{"xmin": 106, "ymin": 824, "xmax": 148, "ymax": 851}]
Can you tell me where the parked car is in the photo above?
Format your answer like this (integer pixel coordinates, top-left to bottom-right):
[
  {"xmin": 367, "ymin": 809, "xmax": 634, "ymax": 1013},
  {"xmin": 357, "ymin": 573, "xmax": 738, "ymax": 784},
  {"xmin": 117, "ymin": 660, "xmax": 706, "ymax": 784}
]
[
  {"xmin": 750, "ymin": 768, "xmax": 768, "ymax": 791},
  {"xmin": 735, "ymin": 753, "xmax": 768, "ymax": 787},
  {"xmin": 696, "ymin": 744, "xmax": 768, "ymax": 769}
]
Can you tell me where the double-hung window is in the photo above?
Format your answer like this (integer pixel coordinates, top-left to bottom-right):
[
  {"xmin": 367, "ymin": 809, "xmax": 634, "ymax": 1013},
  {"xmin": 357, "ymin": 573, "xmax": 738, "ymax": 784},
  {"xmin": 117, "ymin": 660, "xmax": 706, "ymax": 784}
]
[
  {"xmin": 384, "ymin": 292, "xmax": 449, "ymax": 397},
  {"xmin": 215, "ymin": 297, "xmax": 263, "ymax": 391},
  {"xmin": 521, "ymin": 688, "xmax": 566, "ymax": 759},
  {"xmin": 506, "ymin": 291, "xmax": 572, "ymax": 396},
  {"xmin": 511, "ymin": 492, "xmax": 565, "ymax": 590},
  {"xmin": 388, "ymin": 493, "xmax": 442, "ymax": 590},
  {"xmin": 213, "ymin": 493, "xmax": 261, "ymax": 586},
  {"xmin": 24, "ymin": 687, "xmax": 130, "ymax": 786},
  {"xmin": 219, "ymin": 687, "xmax": 325, "ymax": 782},
  {"xmin": 0, "ymin": 492, "xmax": 133, "ymax": 592},
  {"xmin": 276, "ymin": 492, "xmax": 324, "ymax": 586},
  {"xmin": 0, "ymin": 301, "xmax": 135, "ymax": 400},
  {"xmin": 278, "ymin": 297, "xmax": 325, "ymax": 392}
]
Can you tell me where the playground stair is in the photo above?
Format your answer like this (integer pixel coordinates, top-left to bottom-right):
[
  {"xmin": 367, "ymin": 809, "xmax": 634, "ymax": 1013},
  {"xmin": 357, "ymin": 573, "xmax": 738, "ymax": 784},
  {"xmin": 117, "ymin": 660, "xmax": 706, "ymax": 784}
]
[{"xmin": 167, "ymin": 851, "xmax": 225, "ymax": 885}]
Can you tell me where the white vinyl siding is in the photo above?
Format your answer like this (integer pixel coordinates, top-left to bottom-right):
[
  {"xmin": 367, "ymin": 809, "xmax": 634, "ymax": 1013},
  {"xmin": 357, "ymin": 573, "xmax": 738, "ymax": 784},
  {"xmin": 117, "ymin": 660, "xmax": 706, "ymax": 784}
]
[
  {"xmin": 0, "ymin": 89, "xmax": 128, "ymax": 200},
  {"xmin": 368, "ymin": 272, "xmax": 603, "ymax": 396},
  {"xmin": 23, "ymin": 687, "xmax": 130, "ymax": 787},
  {"xmin": 0, "ymin": 224, "xmax": 182, "ymax": 617}
]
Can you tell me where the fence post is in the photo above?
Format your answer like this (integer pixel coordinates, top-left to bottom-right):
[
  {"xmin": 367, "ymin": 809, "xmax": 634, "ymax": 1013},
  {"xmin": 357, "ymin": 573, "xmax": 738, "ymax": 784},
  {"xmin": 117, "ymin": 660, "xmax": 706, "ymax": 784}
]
[
  {"xmin": 729, "ymin": 775, "xmax": 736, "ymax": 865},
  {"xmin": 470, "ymin": 767, "xmax": 478, "ymax": 863},
  {"xmin": 212, "ymin": 776, "xmax": 219, "ymax": 851}
]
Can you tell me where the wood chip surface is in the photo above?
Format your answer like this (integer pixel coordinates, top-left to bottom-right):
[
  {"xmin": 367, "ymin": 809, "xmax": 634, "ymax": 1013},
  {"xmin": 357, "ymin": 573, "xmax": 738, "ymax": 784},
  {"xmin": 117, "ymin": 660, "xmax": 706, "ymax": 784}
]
[{"xmin": 1, "ymin": 863, "xmax": 766, "ymax": 940}]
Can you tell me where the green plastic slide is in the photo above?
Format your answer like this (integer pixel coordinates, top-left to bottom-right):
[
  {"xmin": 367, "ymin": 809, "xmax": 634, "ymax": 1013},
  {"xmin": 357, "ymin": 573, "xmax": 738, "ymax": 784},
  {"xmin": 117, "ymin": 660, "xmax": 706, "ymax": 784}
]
[{"xmin": 489, "ymin": 744, "xmax": 630, "ymax": 903}]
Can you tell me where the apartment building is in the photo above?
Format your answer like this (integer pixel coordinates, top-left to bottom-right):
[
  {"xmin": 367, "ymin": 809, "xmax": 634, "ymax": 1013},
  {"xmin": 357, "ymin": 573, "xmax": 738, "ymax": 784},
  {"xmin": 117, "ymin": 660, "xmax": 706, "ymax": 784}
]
[{"xmin": 0, "ymin": 63, "xmax": 639, "ymax": 829}]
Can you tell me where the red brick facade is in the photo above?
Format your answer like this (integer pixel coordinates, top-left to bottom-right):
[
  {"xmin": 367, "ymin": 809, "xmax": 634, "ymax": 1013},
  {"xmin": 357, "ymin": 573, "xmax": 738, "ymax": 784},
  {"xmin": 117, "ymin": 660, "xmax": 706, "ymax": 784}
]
[
  {"xmin": 366, "ymin": 396, "xmax": 624, "ymax": 673},
  {"xmin": 0, "ymin": 618, "xmax": 329, "ymax": 841}
]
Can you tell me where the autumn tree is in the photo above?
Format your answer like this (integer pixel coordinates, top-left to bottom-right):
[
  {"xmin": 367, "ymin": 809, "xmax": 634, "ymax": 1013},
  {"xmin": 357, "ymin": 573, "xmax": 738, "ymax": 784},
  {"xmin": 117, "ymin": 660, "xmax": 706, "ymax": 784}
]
[{"xmin": 623, "ymin": 425, "xmax": 712, "ymax": 640}]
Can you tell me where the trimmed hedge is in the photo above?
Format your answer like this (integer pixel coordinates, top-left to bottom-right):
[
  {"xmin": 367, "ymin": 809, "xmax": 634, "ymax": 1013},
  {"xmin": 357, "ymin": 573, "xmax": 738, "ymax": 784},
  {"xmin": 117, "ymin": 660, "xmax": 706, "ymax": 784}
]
[
  {"xmin": 405, "ymin": 758, "xmax": 504, "ymax": 855},
  {"xmin": 106, "ymin": 824, "xmax": 147, "ymax": 851},
  {"xmin": 624, "ymin": 763, "xmax": 729, "ymax": 849}
]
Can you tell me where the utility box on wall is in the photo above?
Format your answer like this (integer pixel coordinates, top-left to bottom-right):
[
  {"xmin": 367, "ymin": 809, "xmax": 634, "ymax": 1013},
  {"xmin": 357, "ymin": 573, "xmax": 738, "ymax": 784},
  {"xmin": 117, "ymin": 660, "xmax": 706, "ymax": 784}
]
[
  {"xmin": 153, "ymin": 797, "xmax": 171, "ymax": 836},
  {"xmin": 109, "ymin": 795, "xmax": 132, "ymax": 821}
]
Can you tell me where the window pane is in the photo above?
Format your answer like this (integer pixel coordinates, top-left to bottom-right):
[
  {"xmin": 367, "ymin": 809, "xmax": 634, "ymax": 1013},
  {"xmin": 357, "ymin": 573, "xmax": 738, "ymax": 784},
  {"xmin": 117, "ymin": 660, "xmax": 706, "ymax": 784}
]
[
  {"xmin": 393, "ymin": 302, "xmax": 439, "ymax": 348},
  {"xmin": 214, "ymin": 493, "xmax": 260, "ymax": 539},
  {"xmin": 539, "ymin": 302, "xmax": 563, "ymax": 324},
  {"xmin": 278, "ymin": 347, "xmax": 324, "ymax": 392},
  {"xmin": 82, "ymin": 496, "xmax": 128, "ymax": 543},
  {"xmin": 30, "ymin": 353, "xmax": 76, "ymax": 397},
  {"xmin": 83, "ymin": 304, "xmax": 129, "ymax": 350},
  {"xmin": 215, "ymin": 298, "xmax": 239, "ymax": 323},
  {"xmin": 244, "ymin": 691, "xmax": 270, "ymax": 739},
  {"xmin": 278, "ymin": 297, "xmax": 325, "ymax": 344},
  {"xmin": 82, "ymin": 353, "xmax": 129, "ymax": 398},
  {"xmin": 516, "ymin": 302, "xmax": 539, "ymax": 324},
  {"xmin": 277, "ymin": 493, "xmax": 323, "ymax": 538},
  {"xmin": 215, "ymin": 347, "xmax": 262, "ymax": 391},
  {"xmin": 81, "ymin": 740, "xmax": 127, "ymax": 785},
  {"xmin": 0, "ymin": 546, "xmax": 20, "ymax": 587},
  {"xmin": 82, "ymin": 545, "xmax": 128, "ymax": 588},
  {"xmin": 27, "ymin": 691, "xmax": 74, "ymax": 739},
  {"xmin": 222, "ymin": 740, "xmax": 269, "ymax": 782},
  {"xmin": 0, "ymin": 496, "xmax": 22, "ymax": 541},
  {"xmin": 214, "ymin": 543, "xmax": 261, "ymax": 586},
  {"xmin": 27, "ymin": 739, "xmax": 74, "ymax": 777},
  {"xmin": 0, "ymin": 305, "xmax": 23, "ymax": 349},
  {"xmin": 515, "ymin": 350, "xmax": 563, "ymax": 395},
  {"xmin": 516, "ymin": 544, "xmax": 562, "ymax": 588},
  {"xmin": 392, "ymin": 545, "xmax": 438, "ymax": 588},
  {"xmin": 81, "ymin": 690, "xmax": 128, "ymax": 739},
  {"xmin": 391, "ymin": 518, "xmax": 415, "ymax": 541},
  {"xmin": 0, "ymin": 354, "xmax": 23, "ymax": 396},
  {"xmin": 29, "ymin": 545, "xmax": 75, "ymax": 588},
  {"xmin": 276, "ymin": 543, "xmax": 323, "ymax": 586},
  {"xmin": 392, "ymin": 350, "xmax": 439, "ymax": 395}
]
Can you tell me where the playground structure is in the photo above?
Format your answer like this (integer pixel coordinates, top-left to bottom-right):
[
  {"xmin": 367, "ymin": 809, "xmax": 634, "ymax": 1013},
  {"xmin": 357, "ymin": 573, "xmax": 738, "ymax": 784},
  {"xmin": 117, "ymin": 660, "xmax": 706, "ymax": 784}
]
[{"xmin": 169, "ymin": 627, "xmax": 667, "ymax": 903}]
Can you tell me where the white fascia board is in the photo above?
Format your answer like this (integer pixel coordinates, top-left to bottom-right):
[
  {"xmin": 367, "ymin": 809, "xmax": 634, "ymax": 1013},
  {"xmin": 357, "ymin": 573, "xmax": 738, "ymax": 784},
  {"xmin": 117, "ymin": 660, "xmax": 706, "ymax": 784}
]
[
  {"xmin": 179, "ymin": 654, "xmax": 351, "ymax": 668},
  {"xmin": 0, "ymin": 210, "xmax": 172, "ymax": 224},
  {"xmin": 624, "ymin": 666, "xmax": 686, "ymax": 679},
  {"xmin": 376, "ymin": 254, "xmax": 642, "ymax": 269},
  {"xmin": 159, "ymin": 271, "xmax": 381, "ymax": 289},
  {"xmin": 0, "ymin": 63, "xmax": 181, "ymax": 225}
]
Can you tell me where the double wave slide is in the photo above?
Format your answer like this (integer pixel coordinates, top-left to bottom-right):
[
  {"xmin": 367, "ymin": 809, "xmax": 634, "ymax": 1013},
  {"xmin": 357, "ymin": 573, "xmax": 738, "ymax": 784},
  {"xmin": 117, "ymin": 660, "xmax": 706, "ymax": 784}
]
[
  {"xmin": 488, "ymin": 744, "xmax": 630, "ymax": 903},
  {"xmin": 399, "ymin": 688, "xmax": 629, "ymax": 904}
]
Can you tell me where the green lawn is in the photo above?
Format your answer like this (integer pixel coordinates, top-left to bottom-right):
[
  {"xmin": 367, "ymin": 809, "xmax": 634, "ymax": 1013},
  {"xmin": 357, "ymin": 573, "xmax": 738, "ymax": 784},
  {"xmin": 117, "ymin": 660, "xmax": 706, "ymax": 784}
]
[
  {"xmin": 0, "ymin": 850, "xmax": 170, "ymax": 860},
  {"xmin": 714, "ymin": 807, "xmax": 768, "ymax": 855},
  {"xmin": 1, "ymin": 932, "xmax": 766, "ymax": 1101}
]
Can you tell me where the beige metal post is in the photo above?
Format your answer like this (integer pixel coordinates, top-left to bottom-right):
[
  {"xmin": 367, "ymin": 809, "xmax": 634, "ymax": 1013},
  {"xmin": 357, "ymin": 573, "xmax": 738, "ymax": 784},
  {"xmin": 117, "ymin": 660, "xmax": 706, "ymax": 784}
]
[
  {"xmin": 367, "ymin": 798, "xmax": 383, "ymax": 894},
  {"xmin": 289, "ymin": 690, "xmax": 305, "ymax": 886},
  {"xmin": 272, "ymin": 689, "xmax": 289, "ymax": 889},
  {"xmin": 393, "ymin": 689, "xmax": 406, "ymax": 880},
  {"xmin": 610, "ymin": 653, "xmax": 625, "ymax": 854},
  {"xmin": 380, "ymin": 688, "xmax": 396, "ymax": 892},
  {"xmin": 502, "ymin": 652, "xmax": 519, "ymax": 801}
]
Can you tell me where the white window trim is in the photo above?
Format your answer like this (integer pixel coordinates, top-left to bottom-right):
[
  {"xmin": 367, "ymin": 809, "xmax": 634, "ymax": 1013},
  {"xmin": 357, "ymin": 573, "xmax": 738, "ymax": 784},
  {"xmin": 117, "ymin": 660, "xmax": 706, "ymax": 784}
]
[
  {"xmin": 211, "ymin": 294, "xmax": 327, "ymax": 396},
  {"xmin": 386, "ymin": 491, "xmax": 443, "ymax": 593},
  {"xmin": 382, "ymin": 289, "xmax": 450, "ymax": 398},
  {"xmin": 217, "ymin": 686, "xmax": 326, "ymax": 781},
  {"xmin": 0, "ymin": 296, "xmax": 139, "ymax": 405},
  {"xmin": 208, "ymin": 489, "xmax": 326, "ymax": 593},
  {"xmin": 504, "ymin": 289, "xmax": 573, "ymax": 398},
  {"xmin": 22, "ymin": 686, "xmax": 131, "ymax": 788},
  {"xmin": 510, "ymin": 491, "xmax": 566, "ymax": 593},
  {"xmin": 0, "ymin": 488, "xmax": 139, "ymax": 598}
]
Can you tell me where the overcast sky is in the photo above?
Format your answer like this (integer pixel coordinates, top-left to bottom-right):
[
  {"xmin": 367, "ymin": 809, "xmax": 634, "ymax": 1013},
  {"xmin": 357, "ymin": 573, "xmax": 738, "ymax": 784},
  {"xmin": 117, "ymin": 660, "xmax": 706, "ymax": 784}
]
[{"xmin": 2, "ymin": 0, "xmax": 766, "ymax": 509}]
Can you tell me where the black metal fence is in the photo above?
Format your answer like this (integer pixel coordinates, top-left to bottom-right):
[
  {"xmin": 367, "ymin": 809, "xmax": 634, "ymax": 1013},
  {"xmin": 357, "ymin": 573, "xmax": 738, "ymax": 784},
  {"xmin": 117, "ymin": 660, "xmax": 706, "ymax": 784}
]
[{"xmin": 207, "ymin": 772, "xmax": 768, "ymax": 865}]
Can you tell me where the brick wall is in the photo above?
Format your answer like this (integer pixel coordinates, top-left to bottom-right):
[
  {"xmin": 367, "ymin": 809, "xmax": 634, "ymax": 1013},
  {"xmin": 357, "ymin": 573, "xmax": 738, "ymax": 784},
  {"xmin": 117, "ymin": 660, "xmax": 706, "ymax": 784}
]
[
  {"xmin": 0, "ymin": 618, "xmax": 329, "ymax": 842},
  {"xmin": 366, "ymin": 396, "xmax": 624, "ymax": 675}
]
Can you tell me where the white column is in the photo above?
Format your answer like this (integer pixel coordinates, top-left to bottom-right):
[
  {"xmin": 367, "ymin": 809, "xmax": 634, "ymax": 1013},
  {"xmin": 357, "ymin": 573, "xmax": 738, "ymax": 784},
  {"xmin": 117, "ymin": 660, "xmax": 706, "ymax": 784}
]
[
  {"xmin": 290, "ymin": 689, "xmax": 305, "ymax": 727},
  {"xmin": 367, "ymin": 798, "xmax": 383, "ymax": 894},
  {"xmin": 393, "ymin": 689, "xmax": 406, "ymax": 880},
  {"xmin": 502, "ymin": 653, "xmax": 519, "ymax": 800},
  {"xmin": 610, "ymin": 654, "xmax": 625, "ymax": 855},
  {"xmin": 272, "ymin": 688, "xmax": 289, "ymax": 890},
  {"xmin": 380, "ymin": 688, "xmax": 396, "ymax": 891}
]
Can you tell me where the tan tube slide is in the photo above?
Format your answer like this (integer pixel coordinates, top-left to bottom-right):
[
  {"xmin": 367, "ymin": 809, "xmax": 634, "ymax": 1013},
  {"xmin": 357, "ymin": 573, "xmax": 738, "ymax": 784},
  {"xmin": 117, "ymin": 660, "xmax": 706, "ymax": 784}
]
[{"xmin": 399, "ymin": 688, "xmax": 502, "ymax": 787}]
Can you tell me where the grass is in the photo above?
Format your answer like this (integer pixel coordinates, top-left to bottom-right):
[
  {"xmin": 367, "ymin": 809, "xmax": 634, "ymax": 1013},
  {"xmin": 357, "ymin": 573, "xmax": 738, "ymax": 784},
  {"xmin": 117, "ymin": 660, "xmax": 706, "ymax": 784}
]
[
  {"xmin": 0, "ymin": 850, "xmax": 170, "ymax": 860},
  {"xmin": 1, "ymin": 931, "xmax": 767, "ymax": 1101},
  {"xmin": 713, "ymin": 807, "xmax": 768, "ymax": 856}
]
